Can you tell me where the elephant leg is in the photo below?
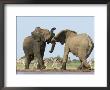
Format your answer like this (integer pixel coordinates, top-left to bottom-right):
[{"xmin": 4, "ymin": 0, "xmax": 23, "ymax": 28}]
[
  {"xmin": 25, "ymin": 55, "xmax": 31, "ymax": 69},
  {"xmin": 33, "ymin": 57, "xmax": 40, "ymax": 69},
  {"xmin": 82, "ymin": 60, "xmax": 91, "ymax": 70},
  {"xmin": 35, "ymin": 53, "xmax": 46, "ymax": 70},
  {"xmin": 37, "ymin": 63, "xmax": 41, "ymax": 69},
  {"xmin": 40, "ymin": 42, "xmax": 45, "ymax": 58},
  {"xmin": 38, "ymin": 62, "xmax": 46, "ymax": 69},
  {"xmin": 61, "ymin": 46, "xmax": 69, "ymax": 70},
  {"xmin": 78, "ymin": 48, "xmax": 90, "ymax": 70},
  {"xmin": 33, "ymin": 39, "xmax": 46, "ymax": 70},
  {"xmin": 36, "ymin": 57, "xmax": 44, "ymax": 69},
  {"xmin": 36, "ymin": 59, "xmax": 44, "ymax": 69},
  {"xmin": 77, "ymin": 61, "xmax": 83, "ymax": 70},
  {"xmin": 37, "ymin": 57, "xmax": 46, "ymax": 69},
  {"xmin": 39, "ymin": 43, "xmax": 46, "ymax": 69},
  {"xmin": 40, "ymin": 48, "xmax": 45, "ymax": 66}
]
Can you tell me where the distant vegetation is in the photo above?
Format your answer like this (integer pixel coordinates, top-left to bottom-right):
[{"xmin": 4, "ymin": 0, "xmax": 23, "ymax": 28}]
[{"xmin": 16, "ymin": 56, "xmax": 94, "ymax": 71}]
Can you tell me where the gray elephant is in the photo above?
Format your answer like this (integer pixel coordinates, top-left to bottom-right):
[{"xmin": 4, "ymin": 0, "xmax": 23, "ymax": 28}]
[
  {"xmin": 49, "ymin": 29, "xmax": 94, "ymax": 70},
  {"xmin": 23, "ymin": 27, "xmax": 56, "ymax": 69}
]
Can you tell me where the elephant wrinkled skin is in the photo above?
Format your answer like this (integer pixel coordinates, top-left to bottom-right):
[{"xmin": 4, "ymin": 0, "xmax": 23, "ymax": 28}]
[
  {"xmin": 50, "ymin": 29, "xmax": 94, "ymax": 70},
  {"xmin": 23, "ymin": 27, "xmax": 56, "ymax": 69}
]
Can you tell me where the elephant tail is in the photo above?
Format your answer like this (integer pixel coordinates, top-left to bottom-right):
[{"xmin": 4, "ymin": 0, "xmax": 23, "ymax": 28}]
[{"xmin": 86, "ymin": 36, "xmax": 94, "ymax": 59}]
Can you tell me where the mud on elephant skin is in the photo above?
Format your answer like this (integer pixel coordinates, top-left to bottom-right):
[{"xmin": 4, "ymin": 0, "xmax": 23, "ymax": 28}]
[
  {"xmin": 23, "ymin": 27, "xmax": 56, "ymax": 69},
  {"xmin": 49, "ymin": 29, "xmax": 94, "ymax": 70}
]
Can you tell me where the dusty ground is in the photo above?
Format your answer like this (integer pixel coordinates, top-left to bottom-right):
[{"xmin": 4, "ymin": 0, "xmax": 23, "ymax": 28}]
[
  {"xmin": 16, "ymin": 69, "xmax": 94, "ymax": 74},
  {"xmin": 17, "ymin": 69, "xmax": 94, "ymax": 72}
]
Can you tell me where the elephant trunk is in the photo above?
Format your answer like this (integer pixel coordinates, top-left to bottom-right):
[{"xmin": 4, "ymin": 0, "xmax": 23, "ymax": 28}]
[
  {"xmin": 50, "ymin": 27, "xmax": 56, "ymax": 37},
  {"xmin": 49, "ymin": 38, "xmax": 56, "ymax": 53},
  {"xmin": 47, "ymin": 27, "xmax": 56, "ymax": 44}
]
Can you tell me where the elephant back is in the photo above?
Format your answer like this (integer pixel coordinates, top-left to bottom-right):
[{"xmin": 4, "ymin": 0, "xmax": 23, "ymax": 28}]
[
  {"xmin": 23, "ymin": 36, "xmax": 33, "ymax": 47},
  {"xmin": 23, "ymin": 36, "xmax": 34, "ymax": 54}
]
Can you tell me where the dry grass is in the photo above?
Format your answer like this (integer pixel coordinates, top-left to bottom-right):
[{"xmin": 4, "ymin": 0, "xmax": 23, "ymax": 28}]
[{"xmin": 16, "ymin": 58, "xmax": 94, "ymax": 73}]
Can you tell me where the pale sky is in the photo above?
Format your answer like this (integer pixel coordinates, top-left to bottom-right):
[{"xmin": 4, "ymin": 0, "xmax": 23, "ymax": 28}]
[{"xmin": 17, "ymin": 16, "xmax": 94, "ymax": 60}]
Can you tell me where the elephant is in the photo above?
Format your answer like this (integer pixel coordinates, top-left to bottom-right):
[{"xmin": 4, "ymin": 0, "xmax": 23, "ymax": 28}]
[
  {"xmin": 23, "ymin": 27, "xmax": 56, "ymax": 69},
  {"xmin": 49, "ymin": 29, "xmax": 94, "ymax": 70}
]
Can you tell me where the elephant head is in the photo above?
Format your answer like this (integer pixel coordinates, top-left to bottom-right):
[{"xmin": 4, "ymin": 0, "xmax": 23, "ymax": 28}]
[
  {"xmin": 49, "ymin": 30, "xmax": 77, "ymax": 53},
  {"xmin": 31, "ymin": 27, "xmax": 56, "ymax": 44}
]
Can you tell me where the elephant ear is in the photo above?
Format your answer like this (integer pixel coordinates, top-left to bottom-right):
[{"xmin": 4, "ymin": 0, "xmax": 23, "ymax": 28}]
[
  {"xmin": 31, "ymin": 31, "xmax": 45, "ymax": 42},
  {"xmin": 54, "ymin": 30, "xmax": 66, "ymax": 44},
  {"xmin": 40, "ymin": 34, "xmax": 46, "ymax": 42}
]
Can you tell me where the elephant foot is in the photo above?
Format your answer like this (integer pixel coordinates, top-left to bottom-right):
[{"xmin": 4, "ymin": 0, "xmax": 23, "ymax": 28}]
[
  {"xmin": 25, "ymin": 65, "xmax": 29, "ymax": 69},
  {"xmin": 83, "ymin": 63, "xmax": 91, "ymax": 70},
  {"xmin": 37, "ymin": 64, "xmax": 41, "ymax": 69},
  {"xmin": 37, "ymin": 64, "xmax": 46, "ymax": 70},
  {"xmin": 83, "ymin": 66, "xmax": 91, "ymax": 70},
  {"xmin": 41, "ymin": 65, "xmax": 46, "ymax": 69},
  {"xmin": 77, "ymin": 64, "xmax": 83, "ymax": 70},
  {"xmin": 25, "ymin": 67, "xmax": 29, "ymax": 69},
  {"xmin": 77, "ymin": 63, "xmax": 91, "ymax": 71},
  {"xmin": 61, "ymin": 62, "xmax": 66, "ymax": 70}
]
